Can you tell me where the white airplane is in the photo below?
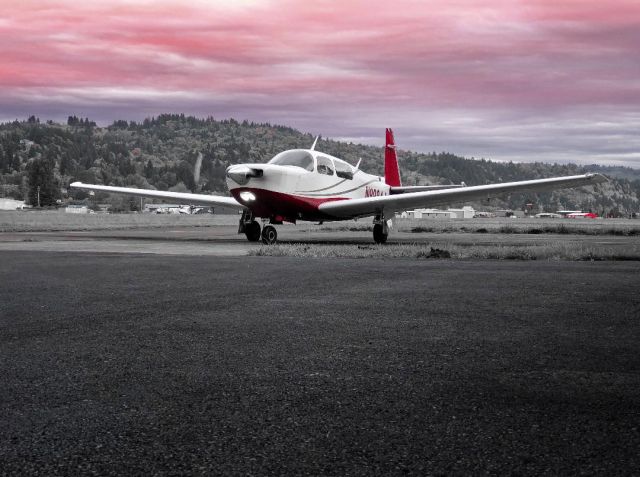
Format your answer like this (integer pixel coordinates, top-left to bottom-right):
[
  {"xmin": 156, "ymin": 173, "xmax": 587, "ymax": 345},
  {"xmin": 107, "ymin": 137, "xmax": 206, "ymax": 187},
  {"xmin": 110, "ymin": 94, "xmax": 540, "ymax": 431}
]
[{"xmin": 71, "ymin": 129, "xmax": 607, "ymax": 244}]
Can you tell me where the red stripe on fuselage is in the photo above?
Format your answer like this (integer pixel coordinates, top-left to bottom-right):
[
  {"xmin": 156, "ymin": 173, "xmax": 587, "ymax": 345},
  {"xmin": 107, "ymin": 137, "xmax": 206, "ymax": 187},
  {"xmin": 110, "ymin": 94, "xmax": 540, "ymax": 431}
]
[{"xmin": 231, "ymin": 187, "xmax": 348, "ymax": 222}]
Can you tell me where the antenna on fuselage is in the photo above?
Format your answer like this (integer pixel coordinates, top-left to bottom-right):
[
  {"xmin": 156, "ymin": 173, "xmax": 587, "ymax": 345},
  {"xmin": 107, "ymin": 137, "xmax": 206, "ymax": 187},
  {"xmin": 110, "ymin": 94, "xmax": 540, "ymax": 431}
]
[
  {"xmin": 310, "ymin": 135, "xmax": 319, "ymax": 150},
  {"xmin": 355, "ymin": 158, "xmax": 362, "ymax": 170}
]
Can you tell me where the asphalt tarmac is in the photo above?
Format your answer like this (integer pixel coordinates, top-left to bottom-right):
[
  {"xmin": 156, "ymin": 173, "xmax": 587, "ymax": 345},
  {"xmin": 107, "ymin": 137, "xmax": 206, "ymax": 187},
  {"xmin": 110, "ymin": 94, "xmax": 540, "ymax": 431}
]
[
  {"xmin": 1, "ymin": 224, "xmax": 638, "ymax": 256},
  {"xmin": 1, "ymin": 251, "xmax": 639, "ymax": 475}
]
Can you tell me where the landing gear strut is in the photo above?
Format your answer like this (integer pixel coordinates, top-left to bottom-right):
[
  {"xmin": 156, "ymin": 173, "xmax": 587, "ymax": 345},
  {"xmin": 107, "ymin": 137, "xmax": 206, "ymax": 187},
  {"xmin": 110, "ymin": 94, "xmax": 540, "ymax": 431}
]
[
  {"xmin": 239, "ymin": 210, "xmax": 261, "ymax": 242},
  {"xmin": 373, "ymin": 213, "xmax": 390, "ymax": 244}
]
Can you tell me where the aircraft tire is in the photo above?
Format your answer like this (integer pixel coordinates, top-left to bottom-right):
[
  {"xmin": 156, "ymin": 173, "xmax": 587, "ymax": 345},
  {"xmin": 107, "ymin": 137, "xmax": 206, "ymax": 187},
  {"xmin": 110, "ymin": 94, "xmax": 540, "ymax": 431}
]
[
  {"xmin": 373, "ymin": 224, "xmax": 388, "ymax": 244},
  {"xmin": 245, "ymin": 221, "xmax": 261, "ymax": 242},
  {"xmin": 261, "ymin": 225, "xmax": 278, "ymax": 245}
]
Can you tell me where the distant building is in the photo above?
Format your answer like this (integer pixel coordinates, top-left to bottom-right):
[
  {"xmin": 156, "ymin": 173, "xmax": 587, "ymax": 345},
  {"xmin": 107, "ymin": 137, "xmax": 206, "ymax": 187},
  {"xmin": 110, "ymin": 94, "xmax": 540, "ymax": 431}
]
[
  {"xmin": 404, "ymin": 206, "xmax": 475, "ymax": 219},
  {"xmin": 0, "ymin": 198, "xmax": 27, "ymax": 210},
  {"xmin": 65, "ymin": 204, "xmax": 91, "ymax": 214}
]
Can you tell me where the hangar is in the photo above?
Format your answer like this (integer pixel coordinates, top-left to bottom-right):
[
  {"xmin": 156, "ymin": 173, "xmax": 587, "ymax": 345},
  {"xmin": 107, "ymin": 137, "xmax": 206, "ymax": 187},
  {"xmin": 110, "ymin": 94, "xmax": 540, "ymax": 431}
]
[{"xmin": 0, "ymin": 198, "xmax": 26, "ymax": 210}]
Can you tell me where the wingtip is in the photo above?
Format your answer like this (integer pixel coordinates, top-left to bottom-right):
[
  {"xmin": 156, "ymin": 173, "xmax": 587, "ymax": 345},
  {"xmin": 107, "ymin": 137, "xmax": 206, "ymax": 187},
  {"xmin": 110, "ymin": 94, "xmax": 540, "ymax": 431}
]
[{"xmin": 70, "ymin": 181, "xmax": 82, "ymax": 187}]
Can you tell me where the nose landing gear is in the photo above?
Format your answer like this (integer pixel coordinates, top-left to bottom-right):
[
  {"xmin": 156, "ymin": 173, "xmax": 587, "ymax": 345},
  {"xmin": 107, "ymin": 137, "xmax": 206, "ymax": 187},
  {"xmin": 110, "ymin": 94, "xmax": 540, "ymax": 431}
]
[
  {"xmin": 238, "ymin": 210, "xmax": 279, "ymax": 244},
  {"xmin": 239, "ymin": 210, "xmax": 261, "ymax": 242},
  {"xmin": 245, "ymin": 221, "xmax": 261, "ymax": 242}
]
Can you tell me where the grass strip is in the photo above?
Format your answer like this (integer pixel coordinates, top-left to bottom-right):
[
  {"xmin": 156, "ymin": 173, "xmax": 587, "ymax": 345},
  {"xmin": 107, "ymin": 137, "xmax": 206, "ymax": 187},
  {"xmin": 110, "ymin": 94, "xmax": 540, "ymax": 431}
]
[{"xmin": 250, "ymin": 242, "xmax": 640, "ymax": 261}]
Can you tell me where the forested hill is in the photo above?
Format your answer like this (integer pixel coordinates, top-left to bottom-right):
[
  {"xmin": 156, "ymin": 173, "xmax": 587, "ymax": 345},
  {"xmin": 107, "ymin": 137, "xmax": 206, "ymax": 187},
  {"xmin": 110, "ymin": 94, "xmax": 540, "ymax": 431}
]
[{"xmin": 1, "ymin": 114, "xmax": 639, "ymax": 215}]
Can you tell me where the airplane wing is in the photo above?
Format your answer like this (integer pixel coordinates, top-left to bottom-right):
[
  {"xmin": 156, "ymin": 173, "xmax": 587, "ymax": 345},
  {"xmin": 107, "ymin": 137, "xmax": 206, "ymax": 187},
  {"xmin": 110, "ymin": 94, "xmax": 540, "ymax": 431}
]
[
  {"xmin": 70, "ymin": 182, "xmax": 243, "ymax": 209},
  {"xmin": 390, "ymin": 184, "xmax": 466, "ymax": 193},
  {"xmin": 318, "ymin": 173, "xmax": 607, "ymax": 218}
]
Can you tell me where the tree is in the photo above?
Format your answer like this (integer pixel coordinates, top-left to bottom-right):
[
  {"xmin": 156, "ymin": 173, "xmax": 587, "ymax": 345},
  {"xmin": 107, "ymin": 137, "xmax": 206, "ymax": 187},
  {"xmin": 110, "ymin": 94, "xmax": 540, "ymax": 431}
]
[
  {"xmin": 176, "ymin": 160, "xmax": 195, "ymax": 191},
  {"xmin": 144, "ymin": 159, "xmax": 154, "ymax": 178},
  {"xmin": 105, "ymin": 194, "xmax": 137, "ymax": 213},
  {"xmin": 60, "ymin": 154, "xmax": 71, "ymax": 175},
  {"xmin": 27, "ymin": 155, "xmax": 60, "ymax": 206}
]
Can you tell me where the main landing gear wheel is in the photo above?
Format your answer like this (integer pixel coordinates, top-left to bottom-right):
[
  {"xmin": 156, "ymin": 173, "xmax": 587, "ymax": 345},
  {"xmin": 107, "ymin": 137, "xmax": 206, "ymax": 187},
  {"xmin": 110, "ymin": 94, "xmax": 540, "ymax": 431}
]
[
  {"xmin": 373, "ymin": 223, "xmax": 388, "ymax": 244},
  {"xmin": 245, "ymin": 221, "xmax": 261, "ymax": 242},
  {"xmin": 261, "ymin": 225, "xmax": 278, "ymax": 244}
]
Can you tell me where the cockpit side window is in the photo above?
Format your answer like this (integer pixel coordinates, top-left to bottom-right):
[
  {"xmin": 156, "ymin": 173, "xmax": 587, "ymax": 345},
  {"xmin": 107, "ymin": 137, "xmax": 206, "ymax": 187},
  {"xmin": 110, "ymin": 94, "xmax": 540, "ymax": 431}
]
[
  {"xmin": 334, "ymin": 160, "xmax": 353, "ymax": 180},
  {"xmin": 268, "ymin": 150, "xmax": 314, "ymax": 171},
  {"xmin": 316, "ymin": 156, "xmax": 335, "ymax": 176}
]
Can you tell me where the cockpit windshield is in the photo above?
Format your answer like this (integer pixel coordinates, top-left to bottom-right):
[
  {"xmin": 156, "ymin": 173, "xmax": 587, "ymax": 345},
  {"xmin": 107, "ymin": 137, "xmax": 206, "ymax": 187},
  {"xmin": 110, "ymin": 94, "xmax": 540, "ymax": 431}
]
[{"xmin": 268, "ymin": 150, "xmax": 314, "ymax": 171}]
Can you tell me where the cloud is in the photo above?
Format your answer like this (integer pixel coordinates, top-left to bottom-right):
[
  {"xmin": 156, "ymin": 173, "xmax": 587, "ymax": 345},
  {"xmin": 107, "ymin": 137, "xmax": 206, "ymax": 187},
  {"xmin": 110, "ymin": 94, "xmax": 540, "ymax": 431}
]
[{"xmin": 0, "ymin": 0, "xmax": 638, "ymax": 166}]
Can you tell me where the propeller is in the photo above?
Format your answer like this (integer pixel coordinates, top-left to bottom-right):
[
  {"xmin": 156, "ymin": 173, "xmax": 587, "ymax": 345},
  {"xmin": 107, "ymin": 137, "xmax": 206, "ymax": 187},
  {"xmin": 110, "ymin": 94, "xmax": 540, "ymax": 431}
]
[{"xmin": 193, "ymin": 151, "xmax": 203, "ymax": 186}]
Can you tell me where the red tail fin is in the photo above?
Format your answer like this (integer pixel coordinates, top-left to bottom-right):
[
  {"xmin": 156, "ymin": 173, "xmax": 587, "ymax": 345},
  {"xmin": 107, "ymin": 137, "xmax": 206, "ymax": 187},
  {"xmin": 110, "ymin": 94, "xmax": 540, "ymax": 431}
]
[{"xmin": 384, "ymin": 128, "xmax": 402, "ymax": 187}]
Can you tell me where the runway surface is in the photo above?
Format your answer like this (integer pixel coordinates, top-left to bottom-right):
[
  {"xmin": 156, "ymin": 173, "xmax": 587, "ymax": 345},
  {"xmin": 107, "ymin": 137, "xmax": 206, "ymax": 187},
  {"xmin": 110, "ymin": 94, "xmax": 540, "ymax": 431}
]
[
  {"xmin": 1, "ymin": 250, "xmax": 639, "ymax": 475},
  {"xmin": 1, "ymin": 223, "xmax": 638, "ymax": 256}
]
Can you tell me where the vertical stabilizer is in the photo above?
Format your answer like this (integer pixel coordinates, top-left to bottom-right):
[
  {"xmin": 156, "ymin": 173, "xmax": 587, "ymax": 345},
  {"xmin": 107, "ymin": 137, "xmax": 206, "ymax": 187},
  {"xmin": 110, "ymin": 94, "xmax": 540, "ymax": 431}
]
[{"xmin": 384, "ymin": 128, "xmax": 402, "ymax": 187}]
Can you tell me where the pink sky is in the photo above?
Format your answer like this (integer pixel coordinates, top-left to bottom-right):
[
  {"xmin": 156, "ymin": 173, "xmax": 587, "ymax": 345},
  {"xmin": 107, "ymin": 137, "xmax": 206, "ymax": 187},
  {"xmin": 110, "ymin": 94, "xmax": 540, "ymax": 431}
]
[{"xmin": 1, "ymin": 0, "xmax": 639, "ymax": 165}]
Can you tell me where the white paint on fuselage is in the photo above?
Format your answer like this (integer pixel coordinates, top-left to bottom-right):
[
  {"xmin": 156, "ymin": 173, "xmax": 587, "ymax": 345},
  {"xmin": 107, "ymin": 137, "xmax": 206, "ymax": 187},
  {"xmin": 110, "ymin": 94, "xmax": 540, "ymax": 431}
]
[{"xmin": 226, "ymin": 149, "xmax": 390, "ymax": 201}]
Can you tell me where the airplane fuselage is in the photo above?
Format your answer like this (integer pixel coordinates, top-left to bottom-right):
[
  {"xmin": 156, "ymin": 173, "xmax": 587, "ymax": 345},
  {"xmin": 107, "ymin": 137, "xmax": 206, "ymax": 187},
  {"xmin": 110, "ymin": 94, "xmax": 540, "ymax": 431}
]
[{"xmin": 226, "ymin": 149, "xmax": 389, "ymax": 223}]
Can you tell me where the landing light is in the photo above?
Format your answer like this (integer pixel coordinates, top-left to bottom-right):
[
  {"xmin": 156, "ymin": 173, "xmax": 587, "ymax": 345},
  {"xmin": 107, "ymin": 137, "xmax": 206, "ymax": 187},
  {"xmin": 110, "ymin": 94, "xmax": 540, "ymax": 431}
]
[{"xmin": 240, "ymin": 191, "xmax": 256, "ymax": 202}]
